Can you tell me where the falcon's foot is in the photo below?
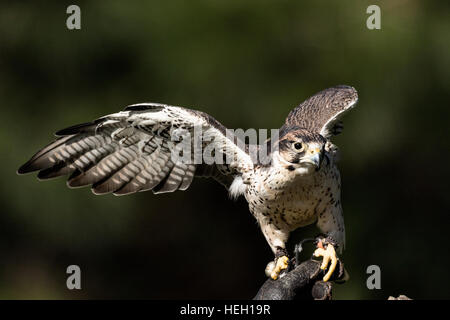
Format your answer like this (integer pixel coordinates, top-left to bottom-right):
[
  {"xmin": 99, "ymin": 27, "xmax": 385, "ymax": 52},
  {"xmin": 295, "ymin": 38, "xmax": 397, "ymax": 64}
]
[
  {"xmin": 265, "ymin": 248, "xmax": 289, "ymax": 280},
  {"xmin": 313, "ymin": 239, "xmax": 339, "ymax": 282}
]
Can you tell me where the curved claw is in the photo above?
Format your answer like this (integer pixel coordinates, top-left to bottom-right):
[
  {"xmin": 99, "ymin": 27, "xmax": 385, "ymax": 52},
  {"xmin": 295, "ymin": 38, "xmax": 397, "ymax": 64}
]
[
  {"xmin": 270, "ymin": 256, "xmax": 289, "ymax": 280},
  {"xmin": 313, "ymin": 243, "xmax": 338, "ymax": 282}
]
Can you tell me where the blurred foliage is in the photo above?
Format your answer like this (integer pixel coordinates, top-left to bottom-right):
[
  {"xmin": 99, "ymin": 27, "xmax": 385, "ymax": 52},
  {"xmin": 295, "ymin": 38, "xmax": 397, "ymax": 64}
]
[{"xmin": 0, "ymin": 0, "xmax": 449, "ymax": 299}]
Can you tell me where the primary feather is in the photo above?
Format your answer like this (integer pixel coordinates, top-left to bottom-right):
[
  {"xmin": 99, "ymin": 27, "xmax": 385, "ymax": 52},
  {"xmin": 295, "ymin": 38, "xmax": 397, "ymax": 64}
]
[{"xmin": 18, "ymin": 103, "xmax": 253, "ymax": 196}]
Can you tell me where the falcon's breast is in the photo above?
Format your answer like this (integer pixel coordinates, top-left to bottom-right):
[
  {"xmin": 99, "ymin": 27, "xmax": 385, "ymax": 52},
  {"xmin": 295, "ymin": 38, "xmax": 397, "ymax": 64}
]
[{"xmin": 246, "ymin": 150, "xmax": 341, "ymax": 232}]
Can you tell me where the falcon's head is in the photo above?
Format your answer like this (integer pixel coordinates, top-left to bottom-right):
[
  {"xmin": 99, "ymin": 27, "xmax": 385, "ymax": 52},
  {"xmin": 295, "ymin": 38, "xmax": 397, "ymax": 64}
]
[{"xmin": 276, "ymin": 126, "xmax": 327, "ymax": 175}]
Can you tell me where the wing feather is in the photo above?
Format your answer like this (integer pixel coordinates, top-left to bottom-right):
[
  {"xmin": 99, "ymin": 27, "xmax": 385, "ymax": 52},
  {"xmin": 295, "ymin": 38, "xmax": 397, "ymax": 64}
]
[
  {"xmin": 18, "ymin": 103, "xmax": 253, "ymax": 197},
  {"xmin": 285, "ymin": 85, "xmax": 358, "ymax": 138}
]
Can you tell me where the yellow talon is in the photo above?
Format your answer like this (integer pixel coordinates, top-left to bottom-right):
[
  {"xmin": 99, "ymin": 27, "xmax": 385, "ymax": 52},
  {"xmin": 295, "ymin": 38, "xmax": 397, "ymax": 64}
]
[
  {"xmin": 270, "ymin": 255, "xmax": 289, "ymax": 280},
  {"xmin": 313, "ymin": 243, "xmax": 338, "ymax": 282}
]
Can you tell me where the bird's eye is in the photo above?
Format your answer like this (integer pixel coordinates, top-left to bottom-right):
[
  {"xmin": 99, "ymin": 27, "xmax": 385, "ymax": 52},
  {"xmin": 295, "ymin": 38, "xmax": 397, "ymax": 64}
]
[{"xmin": 293, "ymin": 142, "xmax": 303, "ymax": 151}]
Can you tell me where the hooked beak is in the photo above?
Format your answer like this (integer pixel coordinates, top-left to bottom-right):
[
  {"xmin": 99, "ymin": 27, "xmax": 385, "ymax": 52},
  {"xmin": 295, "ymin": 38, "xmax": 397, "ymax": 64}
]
[{"xmin": 301, "ymin": 148, "xmax": 324, "ymax": 170}]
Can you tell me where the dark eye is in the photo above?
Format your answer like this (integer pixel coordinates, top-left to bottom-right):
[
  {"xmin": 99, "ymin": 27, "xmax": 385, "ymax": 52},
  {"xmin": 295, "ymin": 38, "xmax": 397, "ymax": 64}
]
[{"xmin": 293, "ymin": 142, "xmax": 303, "ymax": 150}]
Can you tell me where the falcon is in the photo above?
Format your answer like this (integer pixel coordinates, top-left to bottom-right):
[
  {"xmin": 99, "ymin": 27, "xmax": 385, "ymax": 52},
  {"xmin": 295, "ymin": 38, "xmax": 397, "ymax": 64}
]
[{"xmin": 17, "ymin": 85, "xmax": 358, "ymax": 282}]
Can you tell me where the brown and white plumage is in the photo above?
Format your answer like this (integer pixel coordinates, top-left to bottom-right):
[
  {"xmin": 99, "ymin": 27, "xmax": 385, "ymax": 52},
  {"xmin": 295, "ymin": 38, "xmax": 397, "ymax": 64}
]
[
  {"xmin": 18, "ymin": 85, "xmax": 358, "ymax": 281},
  {"xmin": 18, "ymin": 103, "xmax": 253, "ymax": 195},
  {"xmin": 285, "ymin": 85, "xmax": 358, "ymax": 138}
]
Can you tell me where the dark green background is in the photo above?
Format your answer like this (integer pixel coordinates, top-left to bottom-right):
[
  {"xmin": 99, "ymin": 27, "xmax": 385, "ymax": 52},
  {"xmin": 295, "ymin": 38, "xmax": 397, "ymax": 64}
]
[{"xmin": 1, "ymin": 1, "xmax": 449, "ymax": 299}]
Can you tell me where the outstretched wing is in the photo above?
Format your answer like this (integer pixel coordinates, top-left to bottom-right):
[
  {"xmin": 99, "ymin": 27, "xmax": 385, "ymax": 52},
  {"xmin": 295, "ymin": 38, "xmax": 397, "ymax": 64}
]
[
  {"xmin": 17, "ymin": 103, "xmax": 253, "ymax": 195},
  {"xmin": 285, "ymin": 85, "xmax": 358, "ymax": 138}
]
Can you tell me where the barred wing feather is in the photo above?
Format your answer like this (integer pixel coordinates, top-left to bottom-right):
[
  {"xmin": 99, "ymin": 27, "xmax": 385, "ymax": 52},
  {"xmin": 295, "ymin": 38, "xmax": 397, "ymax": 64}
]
[{"xmin": 17, "ymin": 103, "xmax": 253, "ymax": 196}]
